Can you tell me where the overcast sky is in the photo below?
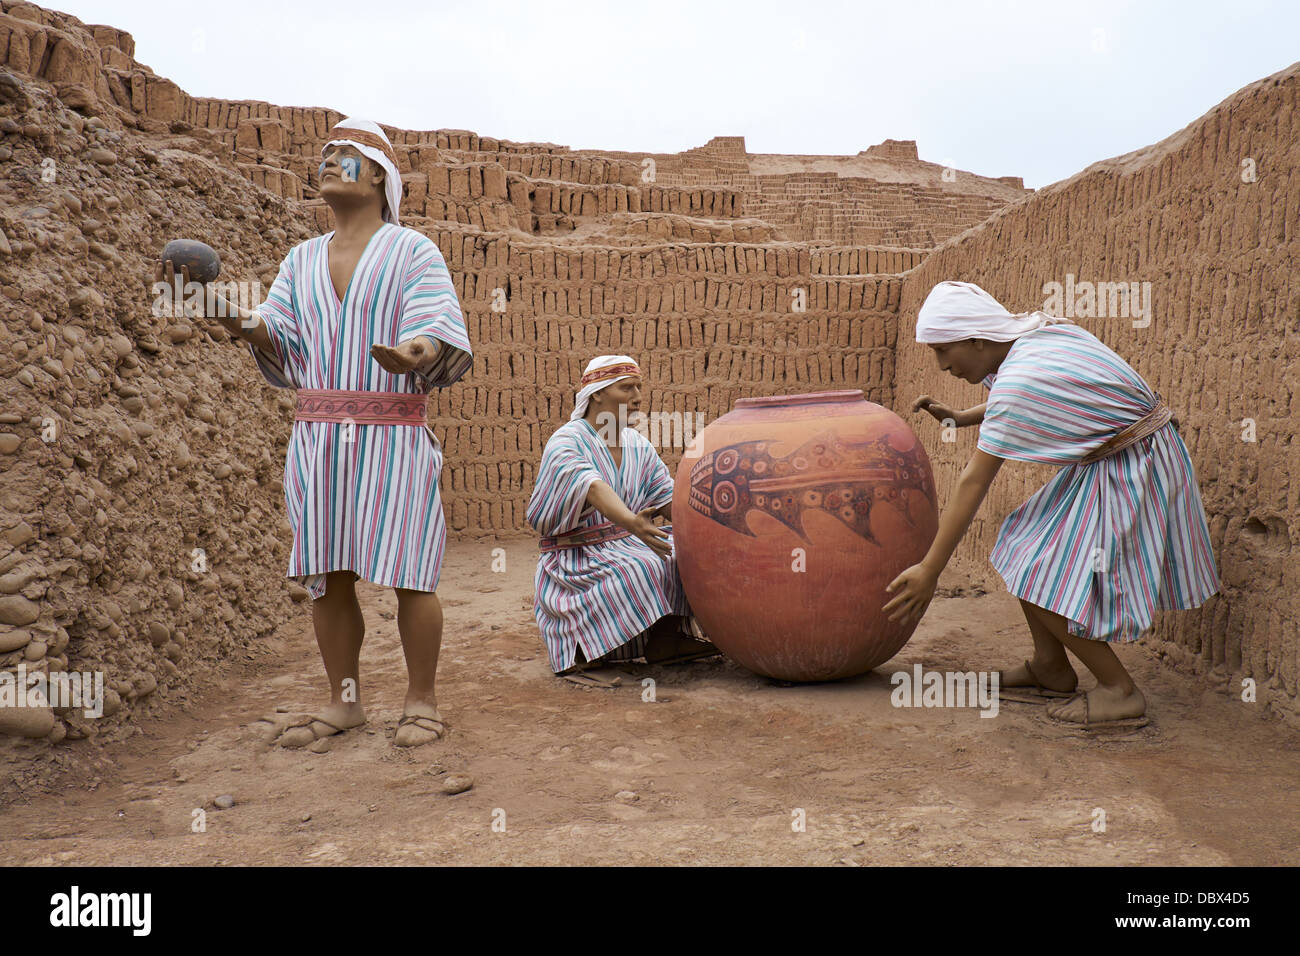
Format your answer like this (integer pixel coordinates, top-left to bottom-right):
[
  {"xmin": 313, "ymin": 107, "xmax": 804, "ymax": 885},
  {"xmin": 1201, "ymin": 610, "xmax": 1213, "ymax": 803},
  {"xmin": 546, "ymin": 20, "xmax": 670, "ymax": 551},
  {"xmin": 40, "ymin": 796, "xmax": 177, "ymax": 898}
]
[{"xmin": 52, "ymin": 0, "xmax": 1299, "ymax": 189}]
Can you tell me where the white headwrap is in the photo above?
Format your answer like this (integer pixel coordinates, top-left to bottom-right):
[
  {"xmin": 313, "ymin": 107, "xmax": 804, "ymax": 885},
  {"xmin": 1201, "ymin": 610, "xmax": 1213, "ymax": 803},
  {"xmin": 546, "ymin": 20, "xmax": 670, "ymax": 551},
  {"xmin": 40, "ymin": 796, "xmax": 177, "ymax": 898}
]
[
  {"xmin": 323, "ymin": 117, "xmax": 403, "ymax": 226},
  {"xmin": 916, "ymin": 281, "xmax": 1073, "ymax": 344},
  {"xmin": 571, "ymin": 354, "xmax": 641, "ymax": 421}
]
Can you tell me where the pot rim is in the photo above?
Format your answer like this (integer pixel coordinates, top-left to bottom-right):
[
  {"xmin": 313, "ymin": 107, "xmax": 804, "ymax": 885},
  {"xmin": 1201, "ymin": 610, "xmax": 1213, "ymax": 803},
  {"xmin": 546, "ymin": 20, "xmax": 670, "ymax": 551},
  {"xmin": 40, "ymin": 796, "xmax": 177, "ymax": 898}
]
[{"xmin": 734, "ymin": 390, "xmax": 865, "ymax": 409}]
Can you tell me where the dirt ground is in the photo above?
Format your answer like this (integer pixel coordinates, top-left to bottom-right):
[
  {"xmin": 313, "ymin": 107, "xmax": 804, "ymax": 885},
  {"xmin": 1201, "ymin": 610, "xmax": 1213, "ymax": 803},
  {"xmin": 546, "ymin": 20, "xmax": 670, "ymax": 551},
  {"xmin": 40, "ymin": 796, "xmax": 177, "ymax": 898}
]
[{"xmin": 3, "ymin": 538, "xmax": 1297, "ymax": 866}]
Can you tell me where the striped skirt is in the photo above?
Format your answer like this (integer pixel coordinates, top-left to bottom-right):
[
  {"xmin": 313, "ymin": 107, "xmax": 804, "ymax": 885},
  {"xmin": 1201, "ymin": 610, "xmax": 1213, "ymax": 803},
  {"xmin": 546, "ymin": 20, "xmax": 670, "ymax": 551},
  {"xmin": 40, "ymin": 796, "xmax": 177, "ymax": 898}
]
[{"xmin": 989, "ymin": 423, "xmax": 1220, "ymax": 642}]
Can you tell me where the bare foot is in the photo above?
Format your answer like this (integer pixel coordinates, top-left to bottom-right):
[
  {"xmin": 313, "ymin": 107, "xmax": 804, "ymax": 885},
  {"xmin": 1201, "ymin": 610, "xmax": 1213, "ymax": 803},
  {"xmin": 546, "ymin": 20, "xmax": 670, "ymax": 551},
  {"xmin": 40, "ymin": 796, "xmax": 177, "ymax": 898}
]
[
  {"xmin": 272, "ymin": 701, "xmax": 366, "ymax": 749},
  {"xmin": 394, "ymin": 702, "xmax": 446, "ymax": 748},
  {"xmin": 1045, "ymin": 685, "xmax": 1147, "ymax": 724},
  {"xmin": 999, "ymin": 658, "xmax": 1078, "ymax": 694}
]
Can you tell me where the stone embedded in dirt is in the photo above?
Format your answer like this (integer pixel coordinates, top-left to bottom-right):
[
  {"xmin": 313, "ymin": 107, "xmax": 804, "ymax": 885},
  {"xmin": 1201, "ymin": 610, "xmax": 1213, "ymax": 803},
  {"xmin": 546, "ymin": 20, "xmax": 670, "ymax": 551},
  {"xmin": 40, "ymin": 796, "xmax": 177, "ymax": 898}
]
[
  {"xmin": 0, "ymin": 700, "xmax": 55, "ymax": 738},
  {"xmin": 0, "ymin": 595, "xmax": 40, "ymax": 626},
  {"xmin": 308, "ymin": 737, "xmax": 332, "ymax": 754},
  {"xmin": 0, "ymin": 630, "xmax": 33, "ymax": 653},
  {"xmin": 101, "ymin": 688, "xmax": 122, "ymax": 718},
  {"xmin": 5, "ymin": 523, "xmax": 35, "ymax": 547},
  {"xmin": 130, "ymin": 673, "xmax": 157, "ymax": 699},
  {"xmin": 213, "ymin": 794, "xmax": 235, "ymax": 809},
  {"xmin": 614, "ymin": 790, "xmax": 639, "ymax": 804},
  {"xmin": 440, "ymin": 773, "xmax": 474, "ymax": 795}
]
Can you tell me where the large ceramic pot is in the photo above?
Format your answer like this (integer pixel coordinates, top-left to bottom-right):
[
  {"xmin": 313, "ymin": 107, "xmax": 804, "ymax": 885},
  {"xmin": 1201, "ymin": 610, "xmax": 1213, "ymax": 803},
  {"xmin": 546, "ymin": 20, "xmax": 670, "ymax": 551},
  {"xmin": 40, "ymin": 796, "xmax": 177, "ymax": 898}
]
[{"xmin": 673, "ymin": 390, "xmax": 939, "ymax": 682}]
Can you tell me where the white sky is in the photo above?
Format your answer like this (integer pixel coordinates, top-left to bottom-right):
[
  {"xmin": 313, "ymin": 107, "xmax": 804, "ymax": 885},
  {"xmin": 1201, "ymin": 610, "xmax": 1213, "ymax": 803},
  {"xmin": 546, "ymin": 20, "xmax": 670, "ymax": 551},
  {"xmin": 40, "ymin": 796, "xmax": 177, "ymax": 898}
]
[{"xmin": 51, "ymin": 0, "xmax": 1299, "ymax": 189}]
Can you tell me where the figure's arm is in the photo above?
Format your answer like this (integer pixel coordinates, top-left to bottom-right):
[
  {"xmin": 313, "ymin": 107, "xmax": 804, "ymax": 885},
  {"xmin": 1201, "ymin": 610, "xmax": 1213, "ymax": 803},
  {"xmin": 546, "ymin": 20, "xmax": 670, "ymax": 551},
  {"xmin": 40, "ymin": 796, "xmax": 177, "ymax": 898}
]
[
  {"xmin": 912, "ymin": 396, "xmax": 984, "ymax": 428},
  {"xmin": 918, "ymin": 448, "xmax": 1003, "ymax": 573},
  {"xmin": 153, "ymin": 260, "xmax": 274, "ymax": 353},
  {"xmin": 586, "ymin": 480, "xmax": 671, "ymax": 558},
  {"xmin": 215, "ymin": 301, "xmax": 274, "ymax": 354},
  {"xmin": 882, "ymin": 448, "xmax": 1004, "ymax": 624},
  {"xmin": 382, "ymin": 240, "xmax": 472, "ymax": 386}
]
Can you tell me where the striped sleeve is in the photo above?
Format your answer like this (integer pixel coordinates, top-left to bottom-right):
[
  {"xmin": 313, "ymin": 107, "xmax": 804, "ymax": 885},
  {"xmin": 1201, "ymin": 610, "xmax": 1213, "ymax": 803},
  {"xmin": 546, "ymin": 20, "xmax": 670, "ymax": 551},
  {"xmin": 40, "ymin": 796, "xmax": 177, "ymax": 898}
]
[
  {"xmin": 977, "ymin": 370, "xmax": 1085, "ymax": 464},
  {"xmin": 246, "ymin": 250, "xmax": 301, "ymax": 389},
  {"xmin": 401, "ymin": 236, "xmax": 473, "ymax": 389},
  {"xmin": 526, "ymin": 431, "xmax": 604, "ymax": 535}
]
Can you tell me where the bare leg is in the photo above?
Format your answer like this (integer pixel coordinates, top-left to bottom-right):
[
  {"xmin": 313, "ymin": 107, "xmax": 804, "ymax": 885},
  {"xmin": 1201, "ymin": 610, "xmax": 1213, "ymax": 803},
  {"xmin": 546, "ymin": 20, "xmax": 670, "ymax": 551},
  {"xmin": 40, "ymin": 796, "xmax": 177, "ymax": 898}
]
[
  {"xmin": 393, "ymin": 587, "xmax": 445, "ymax": 747},
  {"xmin": 1000, "ymin": 599, "xmax": 1078, "ymax": 693},
  {"xmin": 274, "ymin": 571, "xmax": 367, "ymax": 747}
]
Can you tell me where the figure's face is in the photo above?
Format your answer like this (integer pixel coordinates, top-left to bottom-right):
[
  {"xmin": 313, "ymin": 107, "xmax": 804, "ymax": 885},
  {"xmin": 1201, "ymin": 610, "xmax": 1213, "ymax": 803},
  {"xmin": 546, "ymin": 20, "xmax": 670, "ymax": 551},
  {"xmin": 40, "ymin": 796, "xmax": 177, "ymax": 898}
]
[
  {"xmin": 930, "ymin": 340, "xmax": 993, "ymax": 384},
  {"xmin": 589, "ymin": 377, "xmax": 643, "ymax": 417},
  {"xmin": 318, "ymin": 144, "xmax": 386, "ymax": 209}
]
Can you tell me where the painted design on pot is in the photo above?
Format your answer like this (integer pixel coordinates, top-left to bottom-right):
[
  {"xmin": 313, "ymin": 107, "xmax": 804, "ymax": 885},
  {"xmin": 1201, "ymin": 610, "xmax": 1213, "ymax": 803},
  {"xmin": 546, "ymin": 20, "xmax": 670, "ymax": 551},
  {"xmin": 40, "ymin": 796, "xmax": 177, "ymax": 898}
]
[{"xmin": 687, "ymin": 432, "xmax": 934, "ymax": 545}]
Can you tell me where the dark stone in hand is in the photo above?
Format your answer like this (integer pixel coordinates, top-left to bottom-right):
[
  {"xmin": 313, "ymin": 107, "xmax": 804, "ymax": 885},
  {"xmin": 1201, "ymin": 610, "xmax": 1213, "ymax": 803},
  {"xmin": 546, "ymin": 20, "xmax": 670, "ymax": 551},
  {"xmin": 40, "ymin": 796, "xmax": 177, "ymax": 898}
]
[{"xmin": 162, "ymin": 239, "xmax": 221, "ymax": 284}]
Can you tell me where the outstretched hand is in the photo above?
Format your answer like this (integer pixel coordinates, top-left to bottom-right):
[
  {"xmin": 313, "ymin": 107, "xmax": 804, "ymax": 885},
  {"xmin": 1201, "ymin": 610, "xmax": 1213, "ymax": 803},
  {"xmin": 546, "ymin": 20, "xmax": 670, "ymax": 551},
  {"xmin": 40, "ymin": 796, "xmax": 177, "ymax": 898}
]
[
  {"xmin": 912, "ymin": 394, "xmax": 960, "ymax": 426},
  {"xmin": 371, "ymin": 337, "xmax": 439, "ymax": 374},
  {"xmin": 882, "ymin": 563, "xmax": 938, "ymax": 626}
]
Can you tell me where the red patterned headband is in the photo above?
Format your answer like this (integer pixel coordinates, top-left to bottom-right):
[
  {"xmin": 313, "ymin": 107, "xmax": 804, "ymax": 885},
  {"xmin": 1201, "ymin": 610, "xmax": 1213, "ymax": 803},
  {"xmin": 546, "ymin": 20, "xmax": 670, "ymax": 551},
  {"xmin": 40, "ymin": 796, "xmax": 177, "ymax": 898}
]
[
  {"xmin": 580, "ymin": 363, "xmax": 641, "ymax": 387},
  {"xmin": 324, "ymin": 127, "xmax": 399, "ymax": 169}
]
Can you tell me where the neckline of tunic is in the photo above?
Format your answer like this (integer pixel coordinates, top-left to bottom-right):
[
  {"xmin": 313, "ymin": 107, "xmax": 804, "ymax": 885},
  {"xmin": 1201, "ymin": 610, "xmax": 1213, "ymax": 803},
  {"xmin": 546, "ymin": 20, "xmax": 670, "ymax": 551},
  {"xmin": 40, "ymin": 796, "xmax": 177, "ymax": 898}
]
[
  {"xmin": 325, "ymin": 222, "xmax": 390, "ymax": 309},
  {"xmin": 577, "ymin": 418, "xmax": 627, "ymax": 477}
]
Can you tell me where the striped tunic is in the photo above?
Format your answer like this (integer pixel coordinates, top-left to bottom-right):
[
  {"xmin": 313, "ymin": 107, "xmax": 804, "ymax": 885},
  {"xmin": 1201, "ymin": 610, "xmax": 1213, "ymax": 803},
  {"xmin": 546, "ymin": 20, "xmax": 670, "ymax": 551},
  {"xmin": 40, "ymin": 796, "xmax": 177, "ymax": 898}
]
[
  {"xmin": 246, "ymin": 223, "xmax": 472, "ymax": 599},
  {"xmin": 977, "ymin": 323, "xmax": 1219, "ymax": 642},
  {"xmin": 527, "ymin": 419, "xmax": 689, "ymax": 673}
]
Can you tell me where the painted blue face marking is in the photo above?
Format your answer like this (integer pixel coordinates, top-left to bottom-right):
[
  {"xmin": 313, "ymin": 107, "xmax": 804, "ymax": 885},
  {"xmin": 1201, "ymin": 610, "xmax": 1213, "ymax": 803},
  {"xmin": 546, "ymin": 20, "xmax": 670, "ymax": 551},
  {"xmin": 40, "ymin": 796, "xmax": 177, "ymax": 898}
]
[
  {"xmin": 340, "ymin": 157, "xmax": 361, "ymax": 183},
  {"xmin": 318, "ymin": 160, "xmax": 328, "ymax": 180}
]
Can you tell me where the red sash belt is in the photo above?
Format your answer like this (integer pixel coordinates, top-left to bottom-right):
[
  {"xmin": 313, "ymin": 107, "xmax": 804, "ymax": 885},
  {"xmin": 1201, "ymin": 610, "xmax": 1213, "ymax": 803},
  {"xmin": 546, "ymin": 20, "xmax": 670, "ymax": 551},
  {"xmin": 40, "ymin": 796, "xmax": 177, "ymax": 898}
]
[
  {"xmin": 539, "ymin": 520, "xmax": 635, "ymax": 553},
  {"xmin": 294, "ymin": 389, "xmax": 429, "ymax": 426}
]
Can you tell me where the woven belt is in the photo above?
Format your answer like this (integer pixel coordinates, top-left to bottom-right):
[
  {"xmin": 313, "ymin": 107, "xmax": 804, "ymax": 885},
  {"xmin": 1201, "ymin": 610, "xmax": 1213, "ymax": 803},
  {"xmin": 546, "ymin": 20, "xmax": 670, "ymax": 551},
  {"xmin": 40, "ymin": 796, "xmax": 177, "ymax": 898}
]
[
  {"xmin": 294, "ymin": 388, "xmax": 429, "ymax": 426},
  {"xmin": 1078, "ymin": 401, "xmax": 1177, "ymax": 465},
  {"xmin": 539, "ymin": 520, "xmax": 636, "ymax": 553}
]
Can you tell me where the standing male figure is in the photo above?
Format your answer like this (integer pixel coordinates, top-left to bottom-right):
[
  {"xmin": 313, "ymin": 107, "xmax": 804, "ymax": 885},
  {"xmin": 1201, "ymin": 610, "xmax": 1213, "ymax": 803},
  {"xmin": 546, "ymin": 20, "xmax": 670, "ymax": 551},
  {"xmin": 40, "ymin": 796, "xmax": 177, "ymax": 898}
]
[{"xmin": 155, "ymin": 118, "xmax": 472, "ymax": 747}]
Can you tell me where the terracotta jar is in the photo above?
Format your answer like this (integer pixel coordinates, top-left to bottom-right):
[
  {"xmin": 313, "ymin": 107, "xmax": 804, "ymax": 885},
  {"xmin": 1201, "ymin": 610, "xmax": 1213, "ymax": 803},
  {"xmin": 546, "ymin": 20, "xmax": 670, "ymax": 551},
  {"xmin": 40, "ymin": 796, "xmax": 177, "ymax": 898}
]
[{"xmin": 673, "ymin": 390, "xmax": 938, "ymax": 681}]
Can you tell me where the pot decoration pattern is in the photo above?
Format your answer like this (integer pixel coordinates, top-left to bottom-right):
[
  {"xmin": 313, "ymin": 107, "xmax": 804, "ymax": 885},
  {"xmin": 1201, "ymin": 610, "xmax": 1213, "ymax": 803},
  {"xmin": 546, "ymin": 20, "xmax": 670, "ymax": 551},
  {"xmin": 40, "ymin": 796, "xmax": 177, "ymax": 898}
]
[{"xmin": 673, "ymin": 390, "xmax": 939, "ymax": 682}]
